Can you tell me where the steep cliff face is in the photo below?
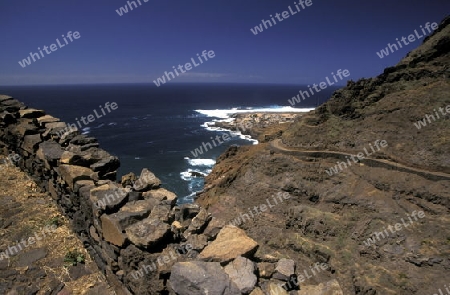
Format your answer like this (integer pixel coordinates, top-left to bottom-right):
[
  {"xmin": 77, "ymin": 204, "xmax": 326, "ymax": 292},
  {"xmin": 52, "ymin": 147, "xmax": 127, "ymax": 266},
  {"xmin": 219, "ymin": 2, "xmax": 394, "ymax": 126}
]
[{"xmin": 198, "ymin": 17, "xmax": 450, "ymax": 295}]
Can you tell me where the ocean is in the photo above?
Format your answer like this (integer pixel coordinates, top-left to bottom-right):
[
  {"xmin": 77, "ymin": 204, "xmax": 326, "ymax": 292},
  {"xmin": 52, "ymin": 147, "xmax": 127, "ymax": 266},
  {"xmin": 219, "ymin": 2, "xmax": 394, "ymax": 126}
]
[{"xmin": 0, "ymin": 83, "xmax": 339, "ymax": 203}]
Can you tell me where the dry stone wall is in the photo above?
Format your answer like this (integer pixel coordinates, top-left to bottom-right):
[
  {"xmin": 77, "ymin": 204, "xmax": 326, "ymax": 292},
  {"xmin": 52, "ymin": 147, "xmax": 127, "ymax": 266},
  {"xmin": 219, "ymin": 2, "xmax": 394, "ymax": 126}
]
[{"xmin": 0, "ymin": 95, "xmax": 216, "ymax": 294}]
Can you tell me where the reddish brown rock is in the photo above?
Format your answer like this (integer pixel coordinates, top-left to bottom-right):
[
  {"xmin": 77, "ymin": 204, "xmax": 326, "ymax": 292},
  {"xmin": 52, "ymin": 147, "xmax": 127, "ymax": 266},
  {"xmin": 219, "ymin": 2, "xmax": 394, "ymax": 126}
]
[{"xmin": 198, "ymin": 225, "xmax": 258, "ymax": 263}]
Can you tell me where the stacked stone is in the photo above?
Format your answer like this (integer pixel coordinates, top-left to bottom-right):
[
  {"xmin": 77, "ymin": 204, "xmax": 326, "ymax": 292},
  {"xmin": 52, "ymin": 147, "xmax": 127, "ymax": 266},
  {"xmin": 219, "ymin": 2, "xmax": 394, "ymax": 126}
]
[{"xmin": 0, "ymin": 95, "xmax": 200, "ymax": 294}]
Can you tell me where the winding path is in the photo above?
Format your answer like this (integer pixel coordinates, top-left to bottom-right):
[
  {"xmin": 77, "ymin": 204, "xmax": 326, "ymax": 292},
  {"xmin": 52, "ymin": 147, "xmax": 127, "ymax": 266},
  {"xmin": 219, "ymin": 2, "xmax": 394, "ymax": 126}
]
[{"xmin": 271, "ymin": 139, "xmax": 450, "ymax": 181}]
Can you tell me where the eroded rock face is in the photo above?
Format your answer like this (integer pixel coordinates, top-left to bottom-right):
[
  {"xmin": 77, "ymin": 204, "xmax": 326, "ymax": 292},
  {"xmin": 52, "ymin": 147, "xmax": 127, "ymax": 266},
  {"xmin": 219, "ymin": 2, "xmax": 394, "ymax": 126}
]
[
  {"xmin": 169, "ymin": 261, "xmax": 241, "ymax": 295},
  {"xmin": 198, "ymin": 225, "xmax": 258, "ymax": 263}
]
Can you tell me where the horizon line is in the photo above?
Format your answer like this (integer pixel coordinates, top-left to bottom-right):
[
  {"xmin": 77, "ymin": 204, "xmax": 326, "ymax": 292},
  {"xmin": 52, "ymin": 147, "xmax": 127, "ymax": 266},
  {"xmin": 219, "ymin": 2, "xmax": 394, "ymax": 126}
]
[{"xmin": 0, "ymin": 81, "xmax": 348, "ymax": 88}]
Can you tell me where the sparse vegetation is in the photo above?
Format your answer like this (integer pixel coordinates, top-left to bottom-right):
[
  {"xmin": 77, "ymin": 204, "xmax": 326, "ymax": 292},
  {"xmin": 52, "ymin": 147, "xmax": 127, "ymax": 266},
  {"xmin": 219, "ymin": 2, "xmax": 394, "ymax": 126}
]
[
  {"xmin": 46, "ymin": 215, "xmax": 62, "ymax": 228},
  {"xmin": 64, "ymin": 249, "xmax": 86, "ymax": 266}
]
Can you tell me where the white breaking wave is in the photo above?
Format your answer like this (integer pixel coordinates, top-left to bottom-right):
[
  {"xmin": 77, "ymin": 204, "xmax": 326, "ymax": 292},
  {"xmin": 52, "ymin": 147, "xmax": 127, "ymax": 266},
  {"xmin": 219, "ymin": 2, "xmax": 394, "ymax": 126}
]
[
  {"xmin": 195, "ymin": 106, "xmax": 313, "ymax": 145},
  {"xmin": 180, "ymin": 169, "xmax": 209, "ymax": 181},
  {"xmin": 195, "ymin": 106, "xmax": 314, "ymax": 119},
  {"xmin": 184, "ymin": 157, "xmax": 216, "ymax": 167},
  {"xmin": 81, "ymin": 127, "xmax": 91, "ymax": 135}
]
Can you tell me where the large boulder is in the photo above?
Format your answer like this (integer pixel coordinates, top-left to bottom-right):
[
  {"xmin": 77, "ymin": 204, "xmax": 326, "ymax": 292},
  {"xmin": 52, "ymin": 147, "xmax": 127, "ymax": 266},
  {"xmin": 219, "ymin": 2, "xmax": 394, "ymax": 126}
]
[
  {"xmin": 61, "ymin": 146, "xmax": 119, "ymax": 179},
  {"xmin": 198, "ymin": 225, "xmax": 258, "ymax": 263},
  {"xmin": 101, "ymin": 214, "xmax": 127, "ymax": 247},
  {"xmin": 60, "ymin": 151, "xmax": 90, "ymax": 166},
  {"xmin": 90, "ymin": 182, "xmax": 129, "ymax": 211},
  {"xmin": 100, "ymin": 199, "xmax": 157, "ymax": 246},
  {"xmin": 1, "ymin": 99, "xmax": 25, "ymax": 113},
  {"xmin": 142, "ymin": 188, "xmax": 177, "ymax": 205},
  {"xmin": 58, "ymin": 165, "xmax": 95, "ymax": 189},
  {"xmin": 14, "ymin": 119, "xmax": 39, "ymax": 136},
  {"xmin": 121, "ymin": 172, "xmax": 137, "ymax": 187},
  {"xmin": 125, "ymin": 217, "xmax": 170, "ymax": 248},
  {"xmin": 184, "ymin": 208, "xmax": 211, "ymax": 236},
  {"xmin": 224, "ymin": 256, "xmax": 257, "ymax": 294},
  {"xmin": 133, "ymin": 168, "xmax": 161, "ymax": 191},
  {"xmin": 149, "ymin": 204, "xmax": 172, "ymax": 223},
  {"xmin": 22, "ymin": 134, "xmax": 42, "ymax": 153},
  {"xmin": 169, "ymin": 261, "xmax": 241, "ymax": 295},
  {"xmin": 36, "ymin": 141, "xmax": 64, "ymax": 168}
]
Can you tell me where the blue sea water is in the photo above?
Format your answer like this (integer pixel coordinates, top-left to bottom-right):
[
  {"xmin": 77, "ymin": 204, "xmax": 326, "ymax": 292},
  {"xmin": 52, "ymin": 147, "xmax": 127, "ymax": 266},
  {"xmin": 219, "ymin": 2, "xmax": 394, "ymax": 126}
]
[{"xmin": 0, "ymin": 83, "xmax": 339, "ymax": 203}]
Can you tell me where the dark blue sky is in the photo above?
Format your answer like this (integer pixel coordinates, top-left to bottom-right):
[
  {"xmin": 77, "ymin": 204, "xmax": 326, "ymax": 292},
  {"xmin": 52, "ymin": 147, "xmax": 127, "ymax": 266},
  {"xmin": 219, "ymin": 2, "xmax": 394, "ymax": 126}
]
[{"xmin": 0, "ymin": 0, "xmax": 448, "ymax": 86}]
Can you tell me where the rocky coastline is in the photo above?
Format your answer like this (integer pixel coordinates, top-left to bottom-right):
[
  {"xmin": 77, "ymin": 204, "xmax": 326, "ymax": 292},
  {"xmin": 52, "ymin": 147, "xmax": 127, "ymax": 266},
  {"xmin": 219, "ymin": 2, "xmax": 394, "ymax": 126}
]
[
  {"xmin": 0, "ymin": 14, "xmax": 449, "ymax": 295},
  {"xmin": 211, "ymin": 112, "xmax": 308, "ymax": 143},
  {"xmin": 0, "ymin": 96, "xmax": 340, "ymax": 294}
]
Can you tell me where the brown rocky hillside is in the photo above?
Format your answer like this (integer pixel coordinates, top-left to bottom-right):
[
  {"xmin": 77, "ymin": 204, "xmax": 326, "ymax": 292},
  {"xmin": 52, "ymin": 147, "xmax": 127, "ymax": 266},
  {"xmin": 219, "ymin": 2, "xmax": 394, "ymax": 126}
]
[{"xmin": 197, "ymin": 16, "xmax": 450, "ymax": 295}]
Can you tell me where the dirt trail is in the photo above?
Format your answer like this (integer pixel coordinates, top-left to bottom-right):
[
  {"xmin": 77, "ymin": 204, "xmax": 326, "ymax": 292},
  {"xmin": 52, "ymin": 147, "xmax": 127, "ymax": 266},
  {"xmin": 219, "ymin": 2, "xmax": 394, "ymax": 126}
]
[{"xmin": 271, "ymin": 139, "xmax": 450, "ymax": 181}]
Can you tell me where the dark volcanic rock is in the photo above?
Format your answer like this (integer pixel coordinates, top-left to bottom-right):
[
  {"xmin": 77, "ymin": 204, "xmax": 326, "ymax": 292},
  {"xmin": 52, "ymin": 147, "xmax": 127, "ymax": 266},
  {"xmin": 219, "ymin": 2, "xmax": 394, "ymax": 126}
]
[
  {"xmin": 224, "ymin": 256, "xmax": 257, "ymax": 294},
  {"xmin": 169, "ymin": 261, "xmax": 241, "ymax": 295},
  {"xmin": 36, "ymin": 141, "xmax": 64, "ymax": 168},
  {"xmin": 133, "ymin": 168, "xmax": 161, "ymax": 192},
  {"xmin": 125, "ymin": 217, "xmax": 170, "ymax": 248}
]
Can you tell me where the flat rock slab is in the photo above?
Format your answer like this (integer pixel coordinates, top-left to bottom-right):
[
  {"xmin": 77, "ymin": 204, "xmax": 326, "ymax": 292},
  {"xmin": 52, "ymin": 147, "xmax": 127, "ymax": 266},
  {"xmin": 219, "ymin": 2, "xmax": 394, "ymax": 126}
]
[
  {"xmin": 90, "ymin": 183, "xmax": 129, "ymax": 211},
  {"xmin": 125, "ymin": 218, "xmax": 169, "ymax": 248},
  {"xmin": 16, "ymin": 248, "xmax": 48, "ymax": 267},
  {"xmin": 68, "ymin": 263, "xmax": 93, "ymax": 280},
  {"xmin": 198, "ymin": 225, "xmax": 258, "ymax": 263},
  {"xmin": 19, "ymin": 109, "xmax": 45, "ymax": 119},
  {"xmin": 37, "ymin": 115, "xmax": 60, "ymax": 126},
  {"xmin": 59, "ymin": 165, "xmax": 95, "ymax": 189},
  {"xmin": 0, "ymin": 95, "xmax": 12, "ymax": 102},
  {"xmin": 169, "ymin": 261, "xmax": 241, "ymax": 295}
]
